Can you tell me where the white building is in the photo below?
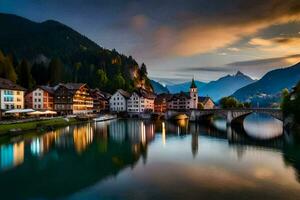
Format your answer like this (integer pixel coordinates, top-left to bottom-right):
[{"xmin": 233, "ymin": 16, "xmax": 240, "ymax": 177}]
[
  {"xmin": 127, "ymin": 88, "xmax": 155, "ymax": 113},
  {"xmin": 109, "ymin": 89, "xmax": 130, "ymax": 112},
  {"xmin": 25, "ymin": 86, "xmax": 54, "ymax": 110},
  {"xmin": 0, "ymin": 78, "xmax": 26, "ymax": 110}
]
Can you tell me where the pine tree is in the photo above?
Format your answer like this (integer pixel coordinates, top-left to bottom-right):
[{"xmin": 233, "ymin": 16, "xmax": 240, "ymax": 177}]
[
  {"xmin": 31, "ymin": 62, "xmax": 49, "ymax": 85},
  {"xmin": 140, "ymin": 63, "xmax": 148, "ymax": 78},
  {"xmin": 17, "ymin": 59, "xmax": 34, "ymax": 89},
  {"xmin": 0, "ymin": 50, "xmax": 17, "ymax": 82},
  {"xmin": 96, "ymin": 69, "xmax": 108, "ymax": 89},
  {"xmin": 48, "ymin": 58, "xmax": 64, "ymax": 85},
  {"xmin": 112, "ymin": 72, "xmax": 126, "ymax": 90}
]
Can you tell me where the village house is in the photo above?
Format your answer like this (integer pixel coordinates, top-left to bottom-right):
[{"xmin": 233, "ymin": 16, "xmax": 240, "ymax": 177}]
[
  {"xmin": 54, "ymin": 83, "xmax": 93, "ymax": 115},
  {"xmin": 198, "ymin": 96, "xmax": 215, "ymax": 109},
  {"xmin": 0, "ymin": 78, "xmax": 26, "ymax": 110},
  {"xmin": 154, "ymin": 93, "xmax": 173, "ymax": 113},
  {"xmin": 25, "ymin": 86, "xmax": 54, "ymax": 110},
  {"xmin": 167, "ymin": 92, "xmax": 191, "ymax": 110},
  {"xmin": 127, "ymin": 88, "xmax": 156, "ymax": 113},
  {"xmin": 90, "ymin": 88, "xmax": 111, "ymax": 113},
  {"xmin": 109, "ymin": 89, "xmax": 130, "ymax": 112},
  {"xmin": 167, "ymin": 79, "xmax": 198, "ymax": 110}
]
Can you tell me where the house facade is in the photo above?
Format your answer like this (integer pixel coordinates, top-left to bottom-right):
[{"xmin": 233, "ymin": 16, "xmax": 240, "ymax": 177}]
[
  {"xmin": 0, "ymin": 78, "xmax": 26, "ymax": 110},
  {"xmin": 25, "ymin": 86, "xmax": 54, "ymax": 110},
  {"xmin": 198, "ymin": 97, "xmax": 215, "ymax": 109},
  {"xmin": 167, "ymin": 92, "xmax": 191, "ymax": 110},
  {"xmin": 109, "ymin": 89, "xmax": 130, "ymax": 112},
  {"xmin": 54, "ymin": 83, "xmax": 93, "ymax": 115},
  {"xmin": 90, "ymin": 88, "xmax": 111, "ymax": 113},
  {"xmin": 127, "ymin": 88, "xmax": 155, "ymax": 113},
  {"xmin": 154, "ymin": 93, "xmax": 173, "ymax": 113}
]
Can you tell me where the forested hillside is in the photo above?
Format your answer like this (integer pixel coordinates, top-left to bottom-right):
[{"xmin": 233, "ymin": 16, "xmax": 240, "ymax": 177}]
[{"xmin": 0, "ymin": 13, "xmax": 152, "ymax": 92}]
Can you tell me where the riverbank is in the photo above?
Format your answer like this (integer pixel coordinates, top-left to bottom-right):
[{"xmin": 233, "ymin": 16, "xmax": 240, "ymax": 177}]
[{"xmin": 0, "ymin": 117, "xmax": 81, "ymax": 136}]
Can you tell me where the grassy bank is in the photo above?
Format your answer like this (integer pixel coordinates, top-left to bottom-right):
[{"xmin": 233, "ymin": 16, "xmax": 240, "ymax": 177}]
[{"xmin": 0, "ymin": 118, "xmax": 79, "ymax": 135}]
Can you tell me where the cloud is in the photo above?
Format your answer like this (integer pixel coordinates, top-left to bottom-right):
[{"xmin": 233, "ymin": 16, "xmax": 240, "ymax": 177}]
[
  {"xmin": 226, "ymin": 54, "xmax": 300, "ymax": 77},
  {"xmin": 228, "ymin": 54, "xmax": 300, "ymax": 67},
  {"xmin": 129, "ymin": 0, "xmax": 300, "ymax": 58},
  {"xmin": 249, "ymin": 38, "xmax": 273, "ymax": 46},
  {"xmin": 227, "ymin": 47, "xmax": 240, "ymax": 52},
  {"xmin": 248, "ymin": 36, "xmax": 300, "ymax": 56},
  {"xmin": 249, "ymin": 37, "xmax": 300, "ymax": 46},
  {"xmin": 183, "ymin": 66, "xmax": 233, "ymax": 73},
  {"xmin": 130, "ymin": 14, "xmax": 148, "ymax": 31},
  {"xmin": 149, "ymin": 76, "xmax": 189, "ymax": 85}
]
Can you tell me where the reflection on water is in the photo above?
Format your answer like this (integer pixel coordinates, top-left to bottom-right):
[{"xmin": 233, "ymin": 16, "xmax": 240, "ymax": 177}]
[
  {"xmin": 0, "ymin": 141, "xmax": 24, "ymax": 170},
  {"xmin": 0, "ymin": 118, "xmax": 299, "ymax": 199},
  {"xmin": 212, "ymin": 118, "xmax": 227, "ymax": 132},
  {"xmin": 212, "ymin": 113, "xmax": 284, "ymax": 140},
  {"xmin": 244, "ymin": 113, "xmax": 283, "ymax": 139},
  {"xmin": 73, "ymin": 123, "xmax": 93, "ymax": 153}
]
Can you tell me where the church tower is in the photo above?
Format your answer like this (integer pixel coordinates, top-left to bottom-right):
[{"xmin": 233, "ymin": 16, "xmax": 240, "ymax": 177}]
[{"xmin": 189, "ymin": 78, "xmax": 198, "ymax": 109}]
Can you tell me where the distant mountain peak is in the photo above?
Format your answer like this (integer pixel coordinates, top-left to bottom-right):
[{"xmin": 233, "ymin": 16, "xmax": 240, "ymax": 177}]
[
  {"xmin": 235, "ymin": 71, "xmax": 244, "ymax": 76},
  {"xmin": 232, "ymin": 61, "xmax": 300, "ymax": 107}
]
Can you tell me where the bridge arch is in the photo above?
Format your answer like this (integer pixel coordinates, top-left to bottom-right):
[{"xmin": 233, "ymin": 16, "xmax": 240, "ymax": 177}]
[{"xmin": 165, "ymin": 109, "xmax": 283, "ymax": 124}]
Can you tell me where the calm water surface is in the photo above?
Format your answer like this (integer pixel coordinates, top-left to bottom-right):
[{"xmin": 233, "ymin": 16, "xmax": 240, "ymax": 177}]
[{"xmin": 0, "ymin": 114, "xmax": 300, "ymax": 200}]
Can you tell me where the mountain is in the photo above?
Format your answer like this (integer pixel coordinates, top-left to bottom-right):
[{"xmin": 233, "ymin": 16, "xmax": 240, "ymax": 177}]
[
  {"xmin": 166, "ymin": 71, "xmax": 254, "ymax": 101},
  {"xmin": 167, "ymin": 81, "xmax": 206, "ymax": 94},
  {"xmin": 200, "ymin": 71, "xmax": 255, "ymax": 101},
  {"xmin": 0, "ymin": 13, "xmax": 100, "ymax": 59},
  {"xmin": 0, "ymin": 13, "xmax": 151, "ymax": 92},
  {"xmin": 150, "ymin": 80, "xmax": 169, "ymax": 94},
  {"xmin": 232, "ymin": 62, "xmax": 300, "ymax": 107}
]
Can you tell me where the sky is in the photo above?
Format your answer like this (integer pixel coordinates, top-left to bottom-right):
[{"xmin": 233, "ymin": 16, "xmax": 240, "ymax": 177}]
[{"xmin": 1, "ymin": 0, "xmax": 300, "ymax": 84}]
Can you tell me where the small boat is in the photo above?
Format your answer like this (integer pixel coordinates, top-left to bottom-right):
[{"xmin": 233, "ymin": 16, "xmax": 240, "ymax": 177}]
[{"xmin": 93, "ymin": 114, "xmax": 117, "ymax": 122}]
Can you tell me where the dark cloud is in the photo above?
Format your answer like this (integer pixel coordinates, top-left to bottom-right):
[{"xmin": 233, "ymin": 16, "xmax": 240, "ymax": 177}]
[
  {"xmin": 224, "ymin": 54, "xmax": 300, "ymax": 78},
  {"xmin": 227, "ymin": 54, "xmax": 300, "ymax": 67},
  {"xmin": 183, "ymin": 66, "xmax": 233, "ymax": 73}
]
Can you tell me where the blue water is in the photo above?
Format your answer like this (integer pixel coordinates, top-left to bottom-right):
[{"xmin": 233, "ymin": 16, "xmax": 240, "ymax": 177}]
[{"xmin": 0, "ymin": 116, "xmax": 299, "ymax": 200}]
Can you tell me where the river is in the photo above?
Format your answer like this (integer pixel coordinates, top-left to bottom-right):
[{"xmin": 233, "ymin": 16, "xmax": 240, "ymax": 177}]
[{"xmin": 0, "ymin": 113, "xmax": 300, "ymax": 200}]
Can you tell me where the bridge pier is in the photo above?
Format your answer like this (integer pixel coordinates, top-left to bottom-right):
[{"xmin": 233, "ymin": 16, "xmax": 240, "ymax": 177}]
[{"xmin": 227, "ymin": 111, "xmax": 233, "ymax": 125}]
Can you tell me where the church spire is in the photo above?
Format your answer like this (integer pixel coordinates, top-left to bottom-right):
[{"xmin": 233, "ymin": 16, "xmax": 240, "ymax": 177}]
[{"xmin": 190, "ymin": 78, "xmax": 197, "ymax": 89}]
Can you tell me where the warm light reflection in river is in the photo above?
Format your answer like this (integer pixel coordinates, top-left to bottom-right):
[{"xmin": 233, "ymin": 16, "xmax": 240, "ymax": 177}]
[{"xmin": 0, "ymin": 118, "xmax": 299, "ymax": 199}]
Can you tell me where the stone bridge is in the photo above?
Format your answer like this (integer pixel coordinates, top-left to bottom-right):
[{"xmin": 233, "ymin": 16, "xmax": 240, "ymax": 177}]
[{"xmin": 165, "ymin": 108, "xmax": 283, "ymax": 124}]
